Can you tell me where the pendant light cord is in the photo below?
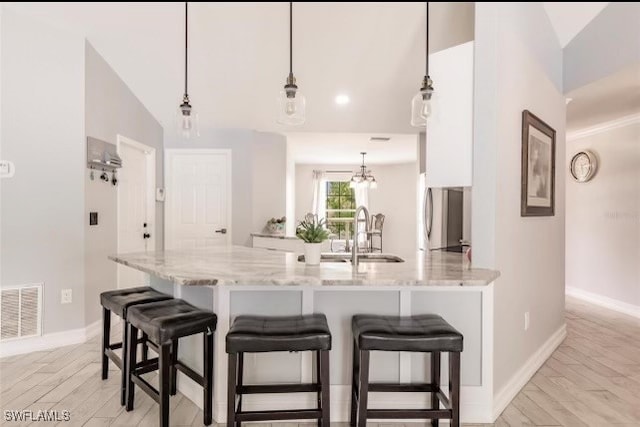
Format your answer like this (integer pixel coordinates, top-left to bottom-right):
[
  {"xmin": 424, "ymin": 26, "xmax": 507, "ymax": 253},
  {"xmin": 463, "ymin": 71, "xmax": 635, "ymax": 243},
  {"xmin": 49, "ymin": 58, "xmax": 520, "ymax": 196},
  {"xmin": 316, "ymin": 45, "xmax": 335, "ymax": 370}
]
[
  {"xmin": 289, "ymin": 2, "xmax": 293, "ymax": 75},
  {"xmin": 425, "ymin": 1, "xmax": 429, "ymax": 76},
  {"xmin": 184, "ymin": 1, "xmax": 189, "ymax": 96}
]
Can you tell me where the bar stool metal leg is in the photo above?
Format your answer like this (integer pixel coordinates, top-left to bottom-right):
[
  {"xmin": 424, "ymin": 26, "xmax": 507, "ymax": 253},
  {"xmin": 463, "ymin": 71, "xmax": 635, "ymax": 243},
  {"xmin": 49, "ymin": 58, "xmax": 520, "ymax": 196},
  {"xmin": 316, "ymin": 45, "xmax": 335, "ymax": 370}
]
[
  {"xmin": 320, "ymin": 350, "xmax": 330, "ymax": 427},
  {"xmin": 236, "ymin": 353, "xmax": 244, "ymax": 427},
  {"xmin": 450, "ymin": 352, "xmax": 461, "ymax": 427},
  {"xmin": 159, "ymin": 343, "xmax": 171, "ymax": 427},
  {"xmin": 120, "ymin": 318, "xmax": 130, "ymax": 406},
  {"xmin": 170, "ymin": 339, "xmax": 179, "ymax": 396},
  {"xmin": 126, "ymin": 324, "xmax": 138, "ymax": 412},
  {"xmin": 142, "ymin": 332, "xmax": 150, "ymax": 362},
  {"xmin": 316, "ymin": 351, "xmax": 322, "ymax": 427},
  {"xmin": 357, "ymin": 350, "xmax": 370, "ymax": 427},
  {"xmin": 102, "ymin": 308, "xmax": 111, "ymax": 380},
  {"xmin": 350, "ymin": 340, "xmax": 359, "ymax": 426},
  {"xmin": 227, "ymin": 353, "xmax": 238, "ymax": 427},
  {"xmin": 431, "ymin": 351, "xmax": 441, "ymax": 427},
  {"xmin": 204, "ymin": 332, "xmax": 213, "ymax": 426}
]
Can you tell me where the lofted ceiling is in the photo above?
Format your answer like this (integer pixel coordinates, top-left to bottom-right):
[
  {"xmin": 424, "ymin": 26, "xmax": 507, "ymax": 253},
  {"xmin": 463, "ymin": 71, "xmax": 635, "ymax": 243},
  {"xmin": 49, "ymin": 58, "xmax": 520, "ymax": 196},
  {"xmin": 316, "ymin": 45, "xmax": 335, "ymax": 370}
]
[
  {"xmin": 543, "ymin": 2, "xmax": 608, "ymax": 47},
  {"xmin": 287, "ymin": 133, "xmax": 418, "ymax": 165},
  {"xmin": 5, "ymin": 2, "xmax": 474, "ymax": 135},
  {"xmin": 566, "ymin": 63, "xmax": 640, "ymax": 132}
]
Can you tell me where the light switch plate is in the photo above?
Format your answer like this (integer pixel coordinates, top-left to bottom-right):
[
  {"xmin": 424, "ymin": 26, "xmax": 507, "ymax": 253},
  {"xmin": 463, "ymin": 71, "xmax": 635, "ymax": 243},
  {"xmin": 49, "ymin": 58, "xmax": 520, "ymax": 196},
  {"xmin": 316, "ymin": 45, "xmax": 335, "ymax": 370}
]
[
  {"xmin": 61, "ymin": 289, "xmax": 73, "ymax": 304},
  {"xmin": 156, "ymin": 188, "xmax": 165, "ymax": 202},
  {"xmin": 0, "ymin": 160, "xmax": 15, "ymax": 178}
]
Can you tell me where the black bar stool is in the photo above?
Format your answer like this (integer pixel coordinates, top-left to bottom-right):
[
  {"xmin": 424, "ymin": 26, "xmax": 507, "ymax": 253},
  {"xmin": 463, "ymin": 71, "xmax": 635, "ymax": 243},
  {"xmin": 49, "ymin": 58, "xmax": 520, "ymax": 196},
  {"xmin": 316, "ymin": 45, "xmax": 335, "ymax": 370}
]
[
  {"xmin": 100, "ymin": 287, "xmax": 172, "ymax": 405},
  {"xmin": 226, "ymin": 314, "xmax": 332, "ymax": 427},
  {"xmin": 125, "ymin": 299, "xmax": 217, "ymax": 427},
  {"xmin": 350, "ymin": 314, "xmax": 463, "ymax": 427}
]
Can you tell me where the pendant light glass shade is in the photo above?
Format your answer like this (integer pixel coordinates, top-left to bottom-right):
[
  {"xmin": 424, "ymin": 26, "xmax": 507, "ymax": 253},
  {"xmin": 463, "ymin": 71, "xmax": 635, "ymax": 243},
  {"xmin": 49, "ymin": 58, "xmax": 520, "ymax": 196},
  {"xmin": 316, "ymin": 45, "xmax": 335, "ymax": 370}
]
[
  {"xmin": 277, "ymin": 3, "xmax": 306, "ymax": 126},
  {"xmin": 176, "ymin": 96, "xmax": 200, "ymax": 139},
  {"xmin": 277, "ymin": 75, "xmax": 306, "ymax": 125},
  {"xmin": 410, "ymin": 76, "xmax": 434, "ymax": 127}
]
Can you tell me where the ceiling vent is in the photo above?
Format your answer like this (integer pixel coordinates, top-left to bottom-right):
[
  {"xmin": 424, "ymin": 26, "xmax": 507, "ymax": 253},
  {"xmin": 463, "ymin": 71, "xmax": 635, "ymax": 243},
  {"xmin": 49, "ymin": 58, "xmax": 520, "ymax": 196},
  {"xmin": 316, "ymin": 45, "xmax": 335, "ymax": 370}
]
[
  {"xmin": 1, "ymin": 284, "xmax": 43, "ymax": 341},
  {"xmin": 369, "ymin": 137, "xmax": 391, "ymax": 143}
]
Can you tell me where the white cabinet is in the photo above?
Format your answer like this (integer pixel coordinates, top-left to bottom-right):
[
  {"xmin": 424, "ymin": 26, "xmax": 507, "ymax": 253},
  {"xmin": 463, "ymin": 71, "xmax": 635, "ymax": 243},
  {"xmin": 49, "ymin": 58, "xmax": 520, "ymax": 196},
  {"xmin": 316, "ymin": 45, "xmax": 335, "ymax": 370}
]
[
  {"xmin": 425, "ymin": 41, "xmax": 474, "ymax": 188},
  {"xmin": 252, "ymin": 236, "xmax": 303, "ymax": 252}
]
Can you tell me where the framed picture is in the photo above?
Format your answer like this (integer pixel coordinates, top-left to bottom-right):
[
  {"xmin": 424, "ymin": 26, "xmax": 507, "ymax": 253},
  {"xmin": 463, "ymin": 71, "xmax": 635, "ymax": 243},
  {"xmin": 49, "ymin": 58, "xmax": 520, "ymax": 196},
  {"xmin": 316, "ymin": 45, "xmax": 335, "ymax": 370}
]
[{"xmin": 521, "ymin": 110, "xmax": 555, "ymax": 216}]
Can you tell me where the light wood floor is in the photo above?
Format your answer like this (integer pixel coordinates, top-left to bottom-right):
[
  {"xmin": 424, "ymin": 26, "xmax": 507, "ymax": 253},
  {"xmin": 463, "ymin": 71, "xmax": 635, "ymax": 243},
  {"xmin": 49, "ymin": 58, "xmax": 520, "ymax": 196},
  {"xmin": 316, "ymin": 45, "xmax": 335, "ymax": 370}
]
[{"xmin": 1, "ymin": 297, "xmax": 640, "ymax": 426}]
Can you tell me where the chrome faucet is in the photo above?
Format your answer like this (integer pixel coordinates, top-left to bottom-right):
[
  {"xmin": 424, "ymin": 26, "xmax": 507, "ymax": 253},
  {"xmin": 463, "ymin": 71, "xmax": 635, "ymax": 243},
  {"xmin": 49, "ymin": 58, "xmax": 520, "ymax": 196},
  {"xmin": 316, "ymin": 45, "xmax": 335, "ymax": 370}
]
[{"xmin": 352, "ymin": 205, "xmax": 370, "ymax": 266}]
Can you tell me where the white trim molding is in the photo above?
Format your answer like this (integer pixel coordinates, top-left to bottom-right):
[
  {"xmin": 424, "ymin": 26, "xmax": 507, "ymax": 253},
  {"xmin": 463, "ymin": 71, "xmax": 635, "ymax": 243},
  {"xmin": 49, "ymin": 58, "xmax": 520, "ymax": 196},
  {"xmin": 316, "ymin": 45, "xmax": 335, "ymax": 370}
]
[
  {"xmin": 567, "ymin": 113, "xmax": 640, "ymax": 141},
  {"xmin": 0, "ymin": 319, "xmax": 102, "ymax": 358},
  {"xmin": 492, "ymin": 324, "xmax": 567, "ymax": 420},
  {"xmin": 566, "ymin": 287, "xmax": 640, "ymax": 319}
]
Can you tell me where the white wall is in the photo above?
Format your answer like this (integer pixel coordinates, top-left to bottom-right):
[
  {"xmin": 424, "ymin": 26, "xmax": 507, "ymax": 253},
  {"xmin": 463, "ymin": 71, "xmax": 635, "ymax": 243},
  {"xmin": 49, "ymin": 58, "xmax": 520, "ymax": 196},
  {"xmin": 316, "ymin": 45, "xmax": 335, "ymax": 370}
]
[
  {"xmin": 251, "ymin": 132, "xmax": 287, "ymax": 233},
  {"xmin": 295, "ymin": 163, "xmax": 418, "ymax": 255},
  {"xmin": 165, "ymin": 130, "xmax": 286, "ymax": 246},
  {"xmin": 84, "ymin": 42, "xmax": 164, "ymax": 326},
  {"xmin": 472, "ymin": 2, "xmax": 566, "ymax": 400},
  {"xmin": 1, "ymin": 9, "xmax": 86, "ymax": 333},
  {"xmin": 566, "ymin": 123, "xmax": 640, "ymax": 308}
]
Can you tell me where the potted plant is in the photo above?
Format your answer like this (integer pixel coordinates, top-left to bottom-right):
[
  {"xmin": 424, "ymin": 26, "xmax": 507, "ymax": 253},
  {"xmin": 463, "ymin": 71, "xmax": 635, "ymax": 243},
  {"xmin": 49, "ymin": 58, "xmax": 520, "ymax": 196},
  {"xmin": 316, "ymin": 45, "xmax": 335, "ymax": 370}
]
[
  {"xmin": 296, "ymin": 217, "xmax": 330, "ymax": 266},
  {"xmin": 265, "ymin": 216, "xmax": 286, "ymax": 235}
]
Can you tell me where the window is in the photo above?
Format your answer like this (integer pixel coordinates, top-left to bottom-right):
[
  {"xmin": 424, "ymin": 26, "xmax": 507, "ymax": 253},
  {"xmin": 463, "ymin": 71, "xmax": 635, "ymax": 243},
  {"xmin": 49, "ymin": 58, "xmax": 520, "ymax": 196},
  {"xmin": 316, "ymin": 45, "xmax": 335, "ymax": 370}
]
[{"xmin": 325, "ymin": 181, "xmax": 356, "ymax": 239}]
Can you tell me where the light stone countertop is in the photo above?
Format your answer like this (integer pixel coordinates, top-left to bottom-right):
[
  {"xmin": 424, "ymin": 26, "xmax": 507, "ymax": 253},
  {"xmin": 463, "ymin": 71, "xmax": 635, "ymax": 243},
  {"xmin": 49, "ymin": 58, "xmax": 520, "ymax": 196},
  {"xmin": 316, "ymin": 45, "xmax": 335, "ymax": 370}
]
[
  {"xmin": 250, "ymin": 232, "xmax": 299, "ymax": 240},
  {"xmin": 109, "ymin": 245, "xmax": 499, "ymax": 287}
]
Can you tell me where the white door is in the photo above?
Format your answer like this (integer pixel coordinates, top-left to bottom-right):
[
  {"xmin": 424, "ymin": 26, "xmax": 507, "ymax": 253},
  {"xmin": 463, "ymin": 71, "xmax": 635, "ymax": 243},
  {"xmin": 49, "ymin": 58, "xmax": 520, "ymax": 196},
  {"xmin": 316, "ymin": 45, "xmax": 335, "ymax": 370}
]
[
  {"xmin": 117, "ymin": 137, "xmax": 156, "ymax": 289},
  {"xmin": 166, "ymin": 149, "xmax": 231, "ymax": 250}
]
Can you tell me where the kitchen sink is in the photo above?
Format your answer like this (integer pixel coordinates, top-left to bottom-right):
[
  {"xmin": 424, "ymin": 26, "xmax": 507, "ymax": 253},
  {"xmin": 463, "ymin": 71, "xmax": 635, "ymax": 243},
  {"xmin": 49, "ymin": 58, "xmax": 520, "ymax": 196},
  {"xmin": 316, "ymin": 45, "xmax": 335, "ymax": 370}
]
[
  {"xmin": 297, "ymin": 254, "xmax": 404, "ymax": 263},
  {"xmin": 355, "ymin": 254, "xmax": 405, "ymax": 263},
  {"xmin": 297, "ymin": 254, "xmax": 349, "ymax": 263}
]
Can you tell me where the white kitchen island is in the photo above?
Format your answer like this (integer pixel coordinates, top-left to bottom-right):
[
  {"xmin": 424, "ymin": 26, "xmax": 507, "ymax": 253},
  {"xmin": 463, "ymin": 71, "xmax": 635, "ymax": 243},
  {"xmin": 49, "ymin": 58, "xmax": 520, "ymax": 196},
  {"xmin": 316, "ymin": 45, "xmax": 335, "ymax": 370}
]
[{"xmin": 110, "ymin": 246, "xmax": 499, "ymax": 424}]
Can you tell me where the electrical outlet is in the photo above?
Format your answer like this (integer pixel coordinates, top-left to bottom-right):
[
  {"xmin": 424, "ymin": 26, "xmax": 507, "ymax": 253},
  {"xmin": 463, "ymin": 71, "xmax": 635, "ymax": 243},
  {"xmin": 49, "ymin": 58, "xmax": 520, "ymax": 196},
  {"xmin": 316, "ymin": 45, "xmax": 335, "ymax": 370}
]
[
  {"xmin": 61, "ymin": 289, "xmax": 73, "ymax": 304},
  {"xmin": 524, "ymin": 311, "xmax": 530, "ymax": 331}
]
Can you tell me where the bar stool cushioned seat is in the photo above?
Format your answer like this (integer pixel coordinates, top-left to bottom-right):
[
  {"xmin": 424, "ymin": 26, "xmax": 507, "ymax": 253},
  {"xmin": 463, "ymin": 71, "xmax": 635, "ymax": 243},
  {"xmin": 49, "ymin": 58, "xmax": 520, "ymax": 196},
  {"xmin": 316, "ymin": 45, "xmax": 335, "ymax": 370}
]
[
  {"xmin": 101, "ymin": 286, "xmax": 172, "ymax": 318},
  {"xmin": 99, "ymin": 286, "xmax": 172, "ymax": 406},
  {"xmin": 127, "ymin": 299, "xmax": 218, "ymax": 345},
  {"xmin": 226, "ymin": 314, "xmax": 332, "ymax": 426},
  {"xmin": 352, "ymin": 314, "xmax": 463, "ymax": 352},
  {"xmin": 126, "ymin": 299, "xmax": 217, "ymax": 427},
  {"xmin": 226, "ymin": 313, "xmax": 331, "ymax": 353}
]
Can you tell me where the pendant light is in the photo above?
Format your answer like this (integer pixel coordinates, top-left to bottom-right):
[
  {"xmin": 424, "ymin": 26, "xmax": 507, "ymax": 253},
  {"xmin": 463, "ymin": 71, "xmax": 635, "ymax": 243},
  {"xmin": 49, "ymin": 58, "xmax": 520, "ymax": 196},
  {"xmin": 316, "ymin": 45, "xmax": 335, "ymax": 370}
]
[
  {"xmin": 277, "ymin": 2, "xmax": 306, "ymax": 125},
  {"xmin": 177, "ymin": 1, "xmax": 199, "ymax": 139},
  {"xmin": 411, "ymin": 1, "xmax": 435, "ymax": 127},
  {"xmin": 350, "ymin": 152, "xmax": 378, "ymax": 189}
]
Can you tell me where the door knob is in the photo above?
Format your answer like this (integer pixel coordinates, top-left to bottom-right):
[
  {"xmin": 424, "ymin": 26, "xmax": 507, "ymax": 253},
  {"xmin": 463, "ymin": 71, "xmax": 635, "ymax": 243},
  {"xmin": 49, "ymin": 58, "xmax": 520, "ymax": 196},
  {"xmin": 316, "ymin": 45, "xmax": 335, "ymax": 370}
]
[
  {"xmin": 143, "ymin": 233, "xmax": 151, "ymax": 239},
  {"xmin": 215, "ymin": 228, "xmax": 227, "ymax": 234}
]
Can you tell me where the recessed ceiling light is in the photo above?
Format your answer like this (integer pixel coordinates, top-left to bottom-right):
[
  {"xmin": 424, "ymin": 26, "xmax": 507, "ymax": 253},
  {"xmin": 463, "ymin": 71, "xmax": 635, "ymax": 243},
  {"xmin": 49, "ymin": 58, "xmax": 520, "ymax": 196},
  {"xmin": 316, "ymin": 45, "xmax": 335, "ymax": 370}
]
[{"xmin": 335, "ymin": 94, "xmax": 350, "ymax": 105}]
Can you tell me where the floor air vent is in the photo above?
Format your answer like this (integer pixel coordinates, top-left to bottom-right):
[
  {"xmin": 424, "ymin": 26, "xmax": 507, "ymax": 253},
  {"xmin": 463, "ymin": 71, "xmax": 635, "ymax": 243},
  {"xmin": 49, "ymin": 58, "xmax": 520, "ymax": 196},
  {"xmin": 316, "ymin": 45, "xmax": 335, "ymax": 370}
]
[{"xmin": 0, "ymin": 284, "xmax": 43, "ymax": 340}]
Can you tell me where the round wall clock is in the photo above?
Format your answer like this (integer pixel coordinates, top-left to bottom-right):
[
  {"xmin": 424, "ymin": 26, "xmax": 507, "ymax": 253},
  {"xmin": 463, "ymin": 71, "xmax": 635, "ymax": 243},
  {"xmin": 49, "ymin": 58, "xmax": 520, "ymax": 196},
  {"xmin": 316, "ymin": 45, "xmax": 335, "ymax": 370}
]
[{"xmin": 570, "ymin": 150, "xmax": 598, "ymax": 182}]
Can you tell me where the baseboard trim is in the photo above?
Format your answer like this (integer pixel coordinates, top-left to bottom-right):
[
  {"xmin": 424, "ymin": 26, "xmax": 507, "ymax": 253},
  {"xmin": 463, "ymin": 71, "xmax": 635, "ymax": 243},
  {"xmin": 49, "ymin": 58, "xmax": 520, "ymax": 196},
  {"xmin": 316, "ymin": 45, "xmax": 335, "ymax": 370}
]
[
  {"xmin": 0, "ymin": 319, "xmax": 102, "ymax": 358},
  {"xmin": 566, "ymin": 287, "xmax": 640, "ymax": 319},
  {"xmin": 492, "ymin": 323, "xmax": 566, "ymax": 420}
]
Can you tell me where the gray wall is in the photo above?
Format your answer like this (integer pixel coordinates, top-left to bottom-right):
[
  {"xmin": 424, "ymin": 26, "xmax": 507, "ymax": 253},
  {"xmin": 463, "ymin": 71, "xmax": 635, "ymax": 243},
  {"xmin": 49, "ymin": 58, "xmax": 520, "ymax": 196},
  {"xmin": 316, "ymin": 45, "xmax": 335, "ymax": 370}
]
[
  {"xmin": 564, "ymin": 3, "xmax": 640, "ymax": 93},
  {"xmin": 84, "ymin": 42, "xmax": 164, "ymax": 325},
  {"xmin": 1, "ymin": 9, "xmax": 86, "ymax": 334},
  {"xmin": 472, "ymin": 3, "xmax": 566, "ymax": 394},
  {"xmin": 566, "ymin": 123, "xmax": 640, "ymax": 307},
  {"xmin": 165, "ymin": 130, "xmax": 287, "ymax": 247}
]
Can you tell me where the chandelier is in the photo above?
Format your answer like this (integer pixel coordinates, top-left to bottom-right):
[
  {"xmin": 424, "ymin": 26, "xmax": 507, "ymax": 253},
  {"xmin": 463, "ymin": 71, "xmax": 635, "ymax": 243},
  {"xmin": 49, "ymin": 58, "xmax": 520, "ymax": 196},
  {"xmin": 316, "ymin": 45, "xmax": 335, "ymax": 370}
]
[{"xmin": 350, "ymin": 152, "xmax": 377, "ymax": 189}]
